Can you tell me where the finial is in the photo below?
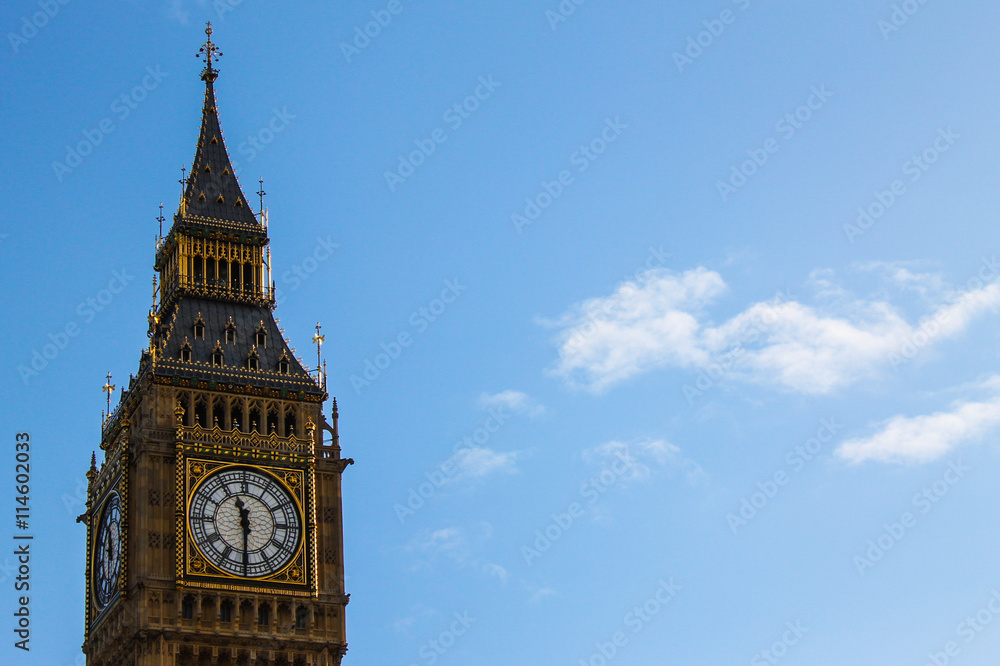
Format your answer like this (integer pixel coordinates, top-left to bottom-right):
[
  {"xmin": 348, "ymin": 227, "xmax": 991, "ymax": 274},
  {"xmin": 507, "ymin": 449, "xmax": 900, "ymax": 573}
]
[
  {"xmin": 197, "ymin": 22, "xmax": 222, "ymax": 82},
  {"xmin": 179, "ymin": 165, "xmax": 187, "ymax": 213},
  {"xmin": 87, "ymin": 451, "xmax": 98, "ymax": 483},
  {"xmin": 102, "ymin": 372, "xmax": 116, "ymax": 423},
  {"xmin": 312, "ymin": 322, "xmax": 326, "ymax": 390},
  {"xmin": 157, "ymin": 202, "xmax": 164, "ymax": 238}
]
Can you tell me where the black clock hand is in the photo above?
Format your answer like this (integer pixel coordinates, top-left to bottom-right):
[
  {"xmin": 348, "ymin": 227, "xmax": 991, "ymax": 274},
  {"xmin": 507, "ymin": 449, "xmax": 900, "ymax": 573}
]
[{"xmin": 236, "ymin": 497, "xmax": 251, "ymax": 577}]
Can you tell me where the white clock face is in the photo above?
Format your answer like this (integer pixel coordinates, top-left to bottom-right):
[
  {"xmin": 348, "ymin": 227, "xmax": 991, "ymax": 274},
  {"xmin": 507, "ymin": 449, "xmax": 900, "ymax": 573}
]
[
  {"xmin": 94, "ymin": 492, "xmax": 122, "ymax": 608},
  {"xmin": 188, "ymin": 467, "xmax": 301, "ymax": 578}
]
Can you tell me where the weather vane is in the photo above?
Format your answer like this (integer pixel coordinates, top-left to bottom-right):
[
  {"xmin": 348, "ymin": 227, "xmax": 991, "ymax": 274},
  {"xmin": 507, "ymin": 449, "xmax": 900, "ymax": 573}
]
[
  {"xmin": 156, "ymin": 202, "xmax": 164, "ymax": 238},
  {"xmin": 257, "ymin": 176, "xmax": 266, "ymax": 214},
  {"xmin": 102, "ymin": 372, "xmax": 116, "ymax": 423}
]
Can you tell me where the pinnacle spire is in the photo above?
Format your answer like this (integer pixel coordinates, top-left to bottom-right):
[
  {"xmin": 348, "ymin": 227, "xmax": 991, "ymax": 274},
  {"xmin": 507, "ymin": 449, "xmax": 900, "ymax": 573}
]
[{"xmin": 178, "ymin": 23, "xmax": 261, "ymax": 231}]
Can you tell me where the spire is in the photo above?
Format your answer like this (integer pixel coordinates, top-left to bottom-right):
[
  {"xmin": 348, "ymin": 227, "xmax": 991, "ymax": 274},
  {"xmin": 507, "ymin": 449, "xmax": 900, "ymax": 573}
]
[{"xmin": 180, "ymin": 22, "xmax": 261, "ymax": 231}]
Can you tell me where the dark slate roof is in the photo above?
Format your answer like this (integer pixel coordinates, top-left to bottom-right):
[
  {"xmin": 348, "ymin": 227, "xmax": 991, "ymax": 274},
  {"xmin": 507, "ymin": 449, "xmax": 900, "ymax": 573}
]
[
  {"xmin": 179, "ymin": 77, "xmax": 262, "ymax": 232},
  {"xmin": 155, "ymin": 296, "xmax": 321, "ymax": 394}
]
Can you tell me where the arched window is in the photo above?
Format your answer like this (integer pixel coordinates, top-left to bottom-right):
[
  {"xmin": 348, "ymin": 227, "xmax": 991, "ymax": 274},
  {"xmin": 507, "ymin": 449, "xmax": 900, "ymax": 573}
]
[
  {"xmin": 220, "ymin": 599, "xmax": 233, "ymax": 623},
  {"xmin": 193, "ymin": 314, "xmax": 206, "ymax": 340},
  {"xmin": 225, "ymin": 318, "xmax": 236, "ymax": 344},
  {"xmin": 295, "ymin": 606, "xmax": 308, "ymax": 630},
  {"xmin": 256, "ymin": 323, "xmax": 267, "ymax": 348},
  {"xmin": 257, "ymin": 603, "xmax": 270, "ymax": 626},
  {"xmin": 182, "ymin": 595, "xmax": 195, "ymax": 620},
  {"xmin": 247, "ymin": 349, "xmax": 259, "ymax": 371},
  {"xmin": 211, "ymin": 343, "xmax": 224, "ymax": 367},
  {"xmin": 180, "ymin": 338, "xmax": 192, "ymax": 362}
]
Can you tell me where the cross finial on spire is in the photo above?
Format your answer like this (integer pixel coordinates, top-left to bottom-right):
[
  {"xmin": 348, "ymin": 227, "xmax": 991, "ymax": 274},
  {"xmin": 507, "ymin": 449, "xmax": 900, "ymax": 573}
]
[
  {"xmin": 197, "ymin": 22, "xmax": 222, "ymax": 81},
  {"xmin": 102, "ymin": 372, "xmax": 116, "ymax": 423}
]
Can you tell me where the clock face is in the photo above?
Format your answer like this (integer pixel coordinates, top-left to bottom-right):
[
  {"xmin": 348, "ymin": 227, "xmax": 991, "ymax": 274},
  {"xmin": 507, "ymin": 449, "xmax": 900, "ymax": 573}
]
[
  {"xmin": 188, "ymin": 467, "xmax": 302, "ymax": 578},
  {"xmin": 93, "ymin": 492, "xmax": 122, "ymax": 608}
]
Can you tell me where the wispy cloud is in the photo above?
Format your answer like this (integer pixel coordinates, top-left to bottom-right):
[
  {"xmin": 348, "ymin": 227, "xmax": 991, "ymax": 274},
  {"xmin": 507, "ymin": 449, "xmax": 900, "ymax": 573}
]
[
  {"xmin": 478, "ymin": 390, "xmax": 546, "ymax": 418},
  {"xmin": 583, "ymin": 439, "xmax": 707, "ymax": 485},
  {"xmin": 406, "ymin": 523, "xmax": 507, "ymax": 582},
  {"xmin": 447, "ymin": 447, "xmax": 521, "ymax": 483},
  {"xmin": 546, "ymin": 266, "xmax": 1000, "ymax": 394},
  {"xmin": 837, "ymin": 378, "xmax": 1000, "ymax": 464}
]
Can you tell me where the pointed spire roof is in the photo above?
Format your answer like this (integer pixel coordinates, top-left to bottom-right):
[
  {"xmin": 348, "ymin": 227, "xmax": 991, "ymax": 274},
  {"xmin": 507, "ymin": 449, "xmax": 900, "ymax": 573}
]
[{"xmin": 178, "ymin": 23, "xmax": 262, "ymax": 232}]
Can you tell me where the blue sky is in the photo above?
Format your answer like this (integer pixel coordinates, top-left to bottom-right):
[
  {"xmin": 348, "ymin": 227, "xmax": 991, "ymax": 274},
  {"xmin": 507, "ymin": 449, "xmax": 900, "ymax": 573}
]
[{"xmin": 4, "ymin": 0, "xmax": 1000, "ymax": 664}]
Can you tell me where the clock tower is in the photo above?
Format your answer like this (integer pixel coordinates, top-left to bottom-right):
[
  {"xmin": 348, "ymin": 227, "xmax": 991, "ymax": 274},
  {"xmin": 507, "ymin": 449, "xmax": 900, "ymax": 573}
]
[{"xmin": 81, "ymin": 25, "xmax": 351, "ymax": 666}]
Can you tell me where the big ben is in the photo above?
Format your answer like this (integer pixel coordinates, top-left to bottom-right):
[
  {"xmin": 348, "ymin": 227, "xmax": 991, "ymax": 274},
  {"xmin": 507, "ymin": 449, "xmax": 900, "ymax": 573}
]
[{"xmin": 80, "ymin": 24, "xmax": 351, "ymax": 666}]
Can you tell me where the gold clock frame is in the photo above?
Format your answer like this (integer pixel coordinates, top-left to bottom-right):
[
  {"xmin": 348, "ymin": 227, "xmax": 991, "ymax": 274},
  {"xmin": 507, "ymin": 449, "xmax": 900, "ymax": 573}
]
[
  {"xmin": 177, "ymin": 456, "xmax": 313, "ymax": 592},
  {"xmin": 88, "ymin": 472, "xmax": 127, "ymax": 628}
]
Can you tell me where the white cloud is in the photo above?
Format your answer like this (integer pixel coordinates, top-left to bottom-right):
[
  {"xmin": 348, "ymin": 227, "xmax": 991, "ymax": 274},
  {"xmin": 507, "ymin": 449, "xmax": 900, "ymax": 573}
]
[
  {"xmin": 583, "ymin": 439, "xmax": 706, "ymax": 485},
  {"xmin": 836, "ymin": 380, "xmax": 1000, "ymax": 464},
  {"xmin": 478, "ymin": 390, "xmax": 546, "ymax": 418},
  {"xmin": 526, "ymin": 586, "xmax": 556, "ymax": 606},
  {"xmin": 547, "ymin": 267, "xmax": 1000, "ymax": 394},
  {"xmin": 447, "ymin": 447, "xmax": 521, "ymax": 482},
  {"xmin": 406, "ymin": 524, "xmax": 506, "ymax": 583}
]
